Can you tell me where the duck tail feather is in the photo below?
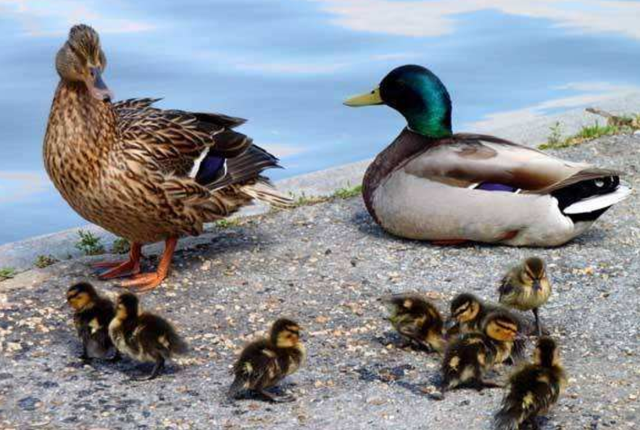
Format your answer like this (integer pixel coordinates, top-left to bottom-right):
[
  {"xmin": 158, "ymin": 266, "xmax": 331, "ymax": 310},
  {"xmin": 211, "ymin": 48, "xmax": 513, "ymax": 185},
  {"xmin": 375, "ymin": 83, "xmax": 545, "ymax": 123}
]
[{"xmin": 241, "ymin": 178, "xmax": 292, "ymax": 208}]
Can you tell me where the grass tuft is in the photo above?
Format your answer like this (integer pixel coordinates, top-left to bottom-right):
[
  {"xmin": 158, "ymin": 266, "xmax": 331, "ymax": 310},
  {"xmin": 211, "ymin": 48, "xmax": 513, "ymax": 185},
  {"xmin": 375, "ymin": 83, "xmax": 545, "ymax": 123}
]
[
  {"xmin": 111, "ymin": 238, "xmax": 130, "ymax": 255},
  {"xmin": 0, "ymin": 267, "xmax": 16, "ymax": 281},
  {"xmin": 75, "ymin": 230, "xmax": 106, "ymax": 256},
  {"xmin": 215, "ymin": 218, "xmax": 243, "ymax": 229},
  {"xmin": 540, "ymin": 111, "xmax": 640, "ymax": 150},
  {"xmin": 332, "ymin": 184, "xmax": 363, "ymax": 199},
  {"xmin": 34, "ymin": 255, "xmax": 59, "ymax": 269}
]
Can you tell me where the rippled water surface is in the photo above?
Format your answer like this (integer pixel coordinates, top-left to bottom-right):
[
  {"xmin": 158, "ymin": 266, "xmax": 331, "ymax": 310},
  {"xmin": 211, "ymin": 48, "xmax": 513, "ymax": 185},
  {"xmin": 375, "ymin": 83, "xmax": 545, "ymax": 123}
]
[{"xmin": 1, "ymin": 0, "xmax": 640, "ymax": 244}]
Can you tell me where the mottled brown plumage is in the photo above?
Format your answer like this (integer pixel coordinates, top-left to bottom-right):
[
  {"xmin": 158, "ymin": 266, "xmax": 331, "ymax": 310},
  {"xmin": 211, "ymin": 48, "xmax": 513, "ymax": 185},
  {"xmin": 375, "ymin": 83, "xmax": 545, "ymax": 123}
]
[{"xmin": 44, "ymin": 25, "xmax": 290, "ymax": 290}]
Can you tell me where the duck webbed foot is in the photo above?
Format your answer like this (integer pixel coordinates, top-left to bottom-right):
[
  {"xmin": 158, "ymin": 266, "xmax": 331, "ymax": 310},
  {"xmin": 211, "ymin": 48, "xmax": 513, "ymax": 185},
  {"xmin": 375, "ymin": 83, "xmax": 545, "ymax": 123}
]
[
  {"xmin": 96, "ymin": 243, "xmax": 142, "ymax": 280},
  {"xmin": 121, "ymin": 238, "xmax": 177, "ymax": 292}
]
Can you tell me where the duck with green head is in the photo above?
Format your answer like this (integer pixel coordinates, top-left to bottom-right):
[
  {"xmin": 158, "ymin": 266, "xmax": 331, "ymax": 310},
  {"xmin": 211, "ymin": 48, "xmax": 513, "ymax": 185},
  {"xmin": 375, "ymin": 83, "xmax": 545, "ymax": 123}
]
[{"xmin": 344, "ymin": 65, "xmax": 630, "ymax": 246}]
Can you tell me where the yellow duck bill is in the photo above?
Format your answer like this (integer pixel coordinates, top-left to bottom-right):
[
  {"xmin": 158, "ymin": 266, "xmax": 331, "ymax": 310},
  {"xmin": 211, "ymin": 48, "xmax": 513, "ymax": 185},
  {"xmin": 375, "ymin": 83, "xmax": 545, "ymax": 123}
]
[{"xmin": 343, "ymin": 87, "xmax": 383, "ymax": 107}]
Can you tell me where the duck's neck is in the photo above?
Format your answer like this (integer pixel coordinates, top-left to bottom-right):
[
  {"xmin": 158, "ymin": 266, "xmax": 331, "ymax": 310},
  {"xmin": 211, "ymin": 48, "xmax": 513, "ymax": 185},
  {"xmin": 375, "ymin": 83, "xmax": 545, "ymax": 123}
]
[
  {"xmin": 44, "ymin": 80, "xmax": 116, "ymax": 187},
  {"xmin": 403, "ymin": 93, "xmax": 453, "ymax": 139},
  {"xmin": 46, "ymin": 80, "xmax": 116, "ymax": 152}
]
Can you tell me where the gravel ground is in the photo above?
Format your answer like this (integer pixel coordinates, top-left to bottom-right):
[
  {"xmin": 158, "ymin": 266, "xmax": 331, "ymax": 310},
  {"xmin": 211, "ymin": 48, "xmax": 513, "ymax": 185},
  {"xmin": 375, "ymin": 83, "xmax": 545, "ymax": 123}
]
[{"xmin": 1, "ymin": 134, "xmax": 639, "ymax": 430}]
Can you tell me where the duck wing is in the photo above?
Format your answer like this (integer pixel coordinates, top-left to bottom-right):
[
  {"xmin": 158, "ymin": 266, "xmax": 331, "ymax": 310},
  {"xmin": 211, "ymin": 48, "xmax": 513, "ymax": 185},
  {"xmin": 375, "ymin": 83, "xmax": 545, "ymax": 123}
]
[
  {"xmin": 399, "ymin": 131, "xmax": 628, "ymax": 215},
  {"xmin": 402, "ymin": 132, "xmax": 618, "ymax": 191},
  {"xmin": 114, "ymin": 98, "xmax": 253, "ymax": 177}
]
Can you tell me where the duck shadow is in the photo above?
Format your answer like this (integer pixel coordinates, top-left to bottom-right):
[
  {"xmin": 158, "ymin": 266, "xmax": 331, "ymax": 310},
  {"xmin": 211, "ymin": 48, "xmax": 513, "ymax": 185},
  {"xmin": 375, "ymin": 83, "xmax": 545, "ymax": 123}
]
[
  {"xmin": 355, "ymin": 363, "xmax": 435, "ymax": 397},
  {"xmin": 350, "ymin": 209, "xmax": 477, "ymax": 249},
  {"xmin": 373, "ymin": 331, "xmax": 434, "ymax": 354}
]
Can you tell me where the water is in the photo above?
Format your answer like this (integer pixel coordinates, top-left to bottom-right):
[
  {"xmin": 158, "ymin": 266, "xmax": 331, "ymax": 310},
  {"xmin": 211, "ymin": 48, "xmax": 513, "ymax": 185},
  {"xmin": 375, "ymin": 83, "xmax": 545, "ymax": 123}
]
[{"xmin": 1, "ymin": 0, "xmax": 640, "ymax": 245}]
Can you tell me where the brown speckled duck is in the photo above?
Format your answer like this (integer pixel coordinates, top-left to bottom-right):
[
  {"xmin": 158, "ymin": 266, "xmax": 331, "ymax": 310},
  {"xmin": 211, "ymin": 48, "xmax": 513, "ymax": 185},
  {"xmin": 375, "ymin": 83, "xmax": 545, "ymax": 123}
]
[{"xmin": 44, "ymin": 25, "xmax": 290, "ymax": 291}]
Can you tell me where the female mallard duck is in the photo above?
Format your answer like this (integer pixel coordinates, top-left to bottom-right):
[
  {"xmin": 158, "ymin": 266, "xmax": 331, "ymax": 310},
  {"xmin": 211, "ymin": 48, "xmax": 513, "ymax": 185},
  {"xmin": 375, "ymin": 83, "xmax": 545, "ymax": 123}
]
[
  {"xmin": 344, "ymin": 65, "xmax": 630, "ymax": 246},
  {"xmin": 44, "ymin": 25, "xmax": 290, "ymax": 291}
]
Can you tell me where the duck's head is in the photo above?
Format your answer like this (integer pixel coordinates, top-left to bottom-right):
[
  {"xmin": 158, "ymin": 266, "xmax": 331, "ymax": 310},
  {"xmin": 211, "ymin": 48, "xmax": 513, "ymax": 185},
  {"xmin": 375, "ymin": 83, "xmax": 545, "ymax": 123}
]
[
  {"xmin": 66, "ymin": 281, "xmax": 98, "ymax": 311},
  {"xmin": 115, "ymin": 292, "xmax": 139, "ymax": 320},
  {"xmin": 520, "ymin": 257, "xmax": 549, "ymax": 293},
  {"xmin": 271, "ymin": 318, "xmax": 303, "ymax": 349},
  {"xmin": 56, "ymin": 24, "xmax": 112, "ymax": 102},
  {"xmin": 483, "ymin": 310, "xmax": 520, "ymax": 343},
  {"xmin": 344, "ymin": 65, "xmax": 452, "ymax": 138},
  {"xmin": 450, "ymin": 293, "xmax": 482, "ymax": 324}
]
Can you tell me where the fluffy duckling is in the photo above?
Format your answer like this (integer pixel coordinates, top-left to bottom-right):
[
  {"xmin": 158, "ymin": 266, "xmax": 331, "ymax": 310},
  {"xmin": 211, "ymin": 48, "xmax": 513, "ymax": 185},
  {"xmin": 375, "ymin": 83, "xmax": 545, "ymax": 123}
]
[
  {"xmin": 494, "ymin": 337, "xmax": 567, "ymax": 430},
  {"xmin": 440, "ymin": 311, "xmax": 520, "ymax": 396},
  {"xmin": 499, "ymin": 257, "xmax": 552, "ymax": 336},
  {"xmin": 380, "ymin": 292, "xmax": 445, "ymax": 353},
  {"xmin": 66, "ymin": 282, "xmax": 117, "ymax": 361},
  {"xmin": 448, "ymin": 293, "xmax": 527, "ymax": 363},
  {"xmin": 229, "ymin": 318, "xmax": 306, "ymax": 403},
  {"xmin": 108, "ymin": 293, "xmax": 188, "ymax": 380},
  {"xmin": 447, "ymin": 293, "xmax": 497, "ymax": 337}
]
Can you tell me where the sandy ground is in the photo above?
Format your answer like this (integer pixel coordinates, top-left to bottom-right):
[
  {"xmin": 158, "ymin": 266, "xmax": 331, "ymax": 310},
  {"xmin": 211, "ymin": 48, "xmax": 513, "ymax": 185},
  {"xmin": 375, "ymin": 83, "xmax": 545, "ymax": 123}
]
[{"xmin": 1, "ymin": 134, "xmax": 639, "ymax": 429}]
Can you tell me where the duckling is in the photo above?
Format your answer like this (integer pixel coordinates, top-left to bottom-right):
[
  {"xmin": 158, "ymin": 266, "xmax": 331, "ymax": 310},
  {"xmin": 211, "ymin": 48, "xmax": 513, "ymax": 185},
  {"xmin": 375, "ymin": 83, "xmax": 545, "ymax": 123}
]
[
  {"xmin": 229, "ymin": 318, "xmax": 305, "ymax": 403},
  {"xmin": 440, "ymin": 310, "xmax": 520, "ymax": 396},
  {"xmin": 447, "ymin": 293, "xmax": 496, "ymax": 337},
  {"xmin": 66, "ymin": 282, "xmax": 118, "ymax": 361},
  {"xmin": 499, "ymin": 257, "xmax": 552, "ymax": 336},
  {"xmin": 108, "ymin": 292, "xmax": 188, "ymax": 380},
  {"xmin": 448, "ymin": 293, "xmax": 527, "ymax": 363},
  {"xmin": 494, "ymin": 337, "xmax": 567, "ymax": 430},
  {"xmin": 380, "ymin": 292, "xmax": 445, "ymax": 353}
]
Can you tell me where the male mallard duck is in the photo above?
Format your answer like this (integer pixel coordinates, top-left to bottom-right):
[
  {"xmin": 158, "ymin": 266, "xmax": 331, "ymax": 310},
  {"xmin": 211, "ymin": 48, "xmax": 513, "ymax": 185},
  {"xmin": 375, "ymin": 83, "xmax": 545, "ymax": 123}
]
[
  {"xmin": 108, "ymin": 292, "xmax": 188, "ymax": 380},
  {"xmin": 380, "ymin": 292, "xmax": 445, "ymax": 353},
  {"xmin": 494, "ymin": 337, "xmax": 567, "ymax": 430},
  {"xmin": 499, "ymin": 257, "xmax": 552, "ymax": 336},
  {"xmin": 44, "ymin": 24, "xmax": 291, "ymax": 291},
  {"xmin": 229, "ymin": 318, "xmax": 305, "ymax": 403},
  {"xmin": 344, "ymin": 65, "xmax": 630, "ymax": 246}
]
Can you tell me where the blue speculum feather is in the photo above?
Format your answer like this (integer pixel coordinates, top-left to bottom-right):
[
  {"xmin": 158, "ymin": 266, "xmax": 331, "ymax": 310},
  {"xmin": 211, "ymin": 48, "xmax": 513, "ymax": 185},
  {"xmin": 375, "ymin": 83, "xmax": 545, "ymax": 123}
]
[
  {"xmin": 195, "ymin": 154, "xmax": 226, "ymax": 185},
  {"xmin": 475, "ymin": 183, "xmax": 518, "ymax": 193}
]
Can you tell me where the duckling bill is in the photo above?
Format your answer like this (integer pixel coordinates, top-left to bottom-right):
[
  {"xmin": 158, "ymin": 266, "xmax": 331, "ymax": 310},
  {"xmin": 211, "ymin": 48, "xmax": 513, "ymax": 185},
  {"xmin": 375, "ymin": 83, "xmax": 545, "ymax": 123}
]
[
  {"xmin": 494, "ymin": 337, "xmax": 567, "ymax": 430},
  {"xmin": 229, "ymin": 318, "xmax": 305, "ymax": 403},
  {"xmin": 108, "ymin": 292, "xmax": 188, "ymax": 380},
  {"xmin": 66, "ymin": 282, "xmax": 118, "ymax": 361},
  {"xmin": 499, "ymin": 257, "xmax": 552, "ymax": 336},
  {"xmin": 380, "ymin": 292, "xmax": 445, "ymax": 353}
]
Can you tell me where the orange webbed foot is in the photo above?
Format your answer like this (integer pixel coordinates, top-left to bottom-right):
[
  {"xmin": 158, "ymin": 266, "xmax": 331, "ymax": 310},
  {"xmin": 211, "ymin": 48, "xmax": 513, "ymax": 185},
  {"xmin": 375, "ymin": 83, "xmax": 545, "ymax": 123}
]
[
  {"xmin": 98, "ymin": 260, "xmax": 141, "ymax": 280},
  {"xmin": 119, "ymin": 238, "xmax": 177, "ymax": 292},
  {"xmin": 94, "ymin": 243, "xmax": 142, "ymax": 280},
  {"xmin": 120, "ymin": 273, "xmax": 166, "ymax": 292}
]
